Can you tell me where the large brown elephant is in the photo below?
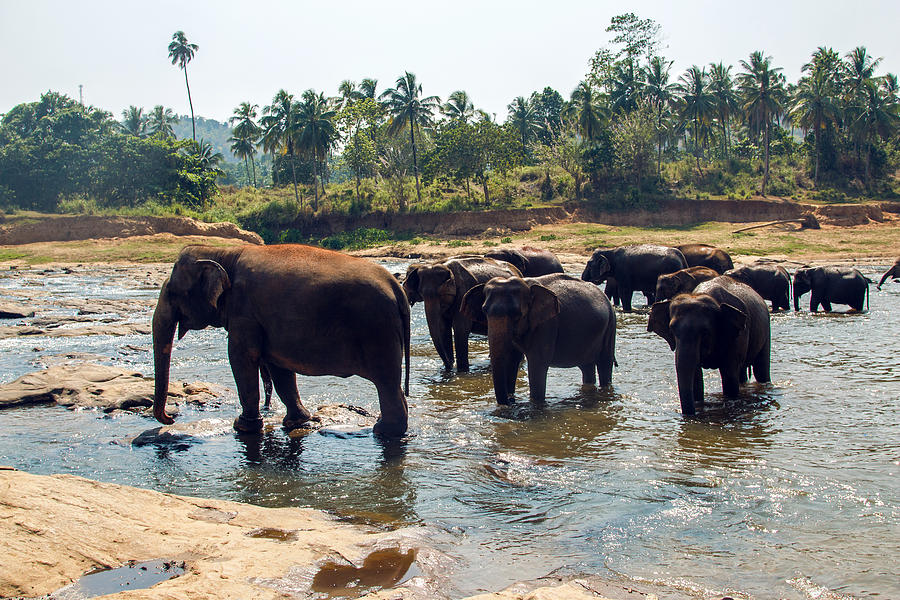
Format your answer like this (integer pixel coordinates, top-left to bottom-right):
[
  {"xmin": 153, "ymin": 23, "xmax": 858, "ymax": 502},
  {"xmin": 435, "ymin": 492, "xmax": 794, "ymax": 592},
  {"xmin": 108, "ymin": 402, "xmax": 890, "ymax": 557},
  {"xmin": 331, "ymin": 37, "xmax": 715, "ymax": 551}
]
[
  {"xmin": 648, "ymin": 276, "xmax": 771, "ymax": 416},
  {"xmin": 654, "ymin": 266, "xmax": 720, "ymax": 301},
  {"xmin": 152, "ymin": 244, "xmax": 410, "ymax": 437},
  {"xmin": 460, "ymin": 274, "xmax": 616, "ymax": 404},
  {"xmin": 403, "ymin": 257, "xmax": 520, "ymax": 371},
  {"xmin": 581, "ymin": 244, "xmax": 688, "ymax": 312},
  {"xmin": 677, "ymin": 244, "xmax": 734, "ymax": 274}
]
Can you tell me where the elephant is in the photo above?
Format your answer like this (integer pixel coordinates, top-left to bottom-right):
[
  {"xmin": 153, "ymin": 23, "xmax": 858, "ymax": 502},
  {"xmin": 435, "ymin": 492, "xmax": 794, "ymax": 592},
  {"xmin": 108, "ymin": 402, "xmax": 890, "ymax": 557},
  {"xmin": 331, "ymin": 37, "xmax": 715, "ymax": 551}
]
[
  {"xmin": 655, "ymin": 266, "xmax": 720, "ymax": 301},
  {"xmin": 677, "ymin": 244, "xmax": 734, "ymax": 274},
  {"xmin": 403, "ymin": 256, "xmax": 521, "ymax": 371},
  {"xmin": 725, "ymin": 264, "xmax": 791, "ymax": 311},
  {"xmin": 484, "ymin": 246, "xmax": 564, "ymax": 277},
  {"xmin": 152, "ymin": 244, "xmax": 411, "ymax": 437},
  {"xmin": 581, "ymin": 244, "xmax": 688, "ymax": 312},
  {"xmin": 793, "ymin": 266, "xmax": 870, "ymax": 312},
  {"xmin": 460, "ymin": 273, "xmax": 616, "ymax": 404},
  {"xmin": 648, "ymin": 276, "xmax": 771, "ymax": 415},
  {"xmin": 877, "ymin": 257, "xmax": 900, "ymax": 289}
]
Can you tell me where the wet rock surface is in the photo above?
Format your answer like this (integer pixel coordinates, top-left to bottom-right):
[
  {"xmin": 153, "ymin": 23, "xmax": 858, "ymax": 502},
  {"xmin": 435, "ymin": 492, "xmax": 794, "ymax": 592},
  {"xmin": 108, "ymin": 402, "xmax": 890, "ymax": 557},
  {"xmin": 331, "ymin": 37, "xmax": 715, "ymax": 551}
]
[
  {"xmin": 0, "ymin": 300, "xmax": 35, "ymax": 318},
  {"xmin": 0, "ymin": 363, "xmax": 225, "ymax": 411}
]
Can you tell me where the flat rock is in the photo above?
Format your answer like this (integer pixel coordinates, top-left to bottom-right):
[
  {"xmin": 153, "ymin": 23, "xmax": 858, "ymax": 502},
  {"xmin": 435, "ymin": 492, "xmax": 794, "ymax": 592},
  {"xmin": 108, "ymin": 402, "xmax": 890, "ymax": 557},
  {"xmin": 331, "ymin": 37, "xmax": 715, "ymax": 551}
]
[
  {"xmin": 0, "ymin": 321, "xmax": 151, "ymax": 339},
  {"xmin": 128, "ymin": 418, "xmax": 235, "ymax": 447},
  {"xmin": 0, "ymin": 363, "xmax": 225, "ymax": 411},
  {"xmin": 288, "ymin": 404, "xmax": 378, "ymax": 438},
  {"xmin": 0, "ymin": 301, "xmax": 35, "ymax": 318}
]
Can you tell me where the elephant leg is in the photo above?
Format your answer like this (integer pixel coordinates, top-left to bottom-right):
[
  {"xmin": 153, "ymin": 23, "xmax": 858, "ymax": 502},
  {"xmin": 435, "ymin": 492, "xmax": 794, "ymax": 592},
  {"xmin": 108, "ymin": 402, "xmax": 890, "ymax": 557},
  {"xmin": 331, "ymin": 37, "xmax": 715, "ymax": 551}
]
[
  {"xmin": 621, "ymin": 288, "xmax": 633, "ymax": 313},
  {"xmin": 265, "ymin": 364, "xmax": 312, "ymax": 430},
  {"xmin": 228, "ymin": 332, "xmax": 264, "ymax": 433},
  {"xmin": 596, "ymin": 328, "xmax": 616, "ymax": 387},
  {"xmin": 822, "ymin": 300, "xmax": 833, "ymax": 312},
  {"xmin": 580, "ymin": 363, "xmax": 596, "ymax": 385},
  {"xmin": 372, "ymin": 378, "xmax": 409, "ymax": 438},
  {"xmin": 527, "ymin": 360, "xmax": 550, "ymax": 403},
  {"xmin": 693, "ymin": 367, "xmax": 704, "ymax": 407},
  {"xmin": 454, "ymin": 322, "xmax": 471, "ymax": 372},
  {"xmin": 752, "ymin": 339, "xmax": 771, "ymax": 383},
  {"xmin": 260, "ymin": 364, "xmax": 273, "ymax": 408},
  {"xmin": 720, "ymin": 364, "xmax": 741, "ymax": 397},
  {"xmin": 499, "ymin": 351, "xmax": 523, "ymax": 404}
]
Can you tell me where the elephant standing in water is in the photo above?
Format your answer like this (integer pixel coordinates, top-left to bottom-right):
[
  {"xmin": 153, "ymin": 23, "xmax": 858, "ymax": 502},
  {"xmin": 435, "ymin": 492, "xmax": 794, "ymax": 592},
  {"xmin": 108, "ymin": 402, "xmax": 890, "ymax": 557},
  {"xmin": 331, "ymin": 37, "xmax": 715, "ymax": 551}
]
[
  {"xmin": 484, "ymin": 246, "xmax": 564, "ymax": 277},
  {"xmin": 461, "ymin": 274, "xmax": 616, "ymax": 404},
  {"xmin": 582, "ymin": 244, "xmax": 688, "ymax": 312},
  {"xmin": 793, "ymin": 266, "xmax": 870, "ymax": 312},
  {"xmin": 725, "ymin": 264, "xmax": 792, "ymax": 312},
  {"xmin": 677, "ymin": 244, "xmax": 734, "ymax": 274},
  {"xmin": 403, "ymin": 257, "xmax": 521, "ymax": 371},
  {"xmin": 648, "ymin": 276, "xmax": 771, "ymax": 415},
  {"xmin": 878, "ymin": 257, "xmax": 900, "ymax": 289},
  {"xmin": 153, "ymin": 244, "xmax": 411, "ymax": 437}
]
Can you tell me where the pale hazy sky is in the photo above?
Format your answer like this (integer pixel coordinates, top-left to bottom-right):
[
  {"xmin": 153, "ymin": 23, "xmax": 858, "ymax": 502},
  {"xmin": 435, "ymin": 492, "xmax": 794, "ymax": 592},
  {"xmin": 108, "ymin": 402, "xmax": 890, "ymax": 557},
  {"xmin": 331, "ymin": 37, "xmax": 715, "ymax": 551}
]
[{"xmin": 2, "ymin": 0, "xmax": 899, "ymax": 124}]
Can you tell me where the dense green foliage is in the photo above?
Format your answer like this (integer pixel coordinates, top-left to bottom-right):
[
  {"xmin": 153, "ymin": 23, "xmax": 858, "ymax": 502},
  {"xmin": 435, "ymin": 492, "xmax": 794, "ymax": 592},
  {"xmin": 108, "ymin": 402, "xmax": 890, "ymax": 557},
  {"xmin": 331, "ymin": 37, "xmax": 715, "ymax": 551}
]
[{"xmin": 2, "ymin": 15, "xmax": 899, "ymax": 230}]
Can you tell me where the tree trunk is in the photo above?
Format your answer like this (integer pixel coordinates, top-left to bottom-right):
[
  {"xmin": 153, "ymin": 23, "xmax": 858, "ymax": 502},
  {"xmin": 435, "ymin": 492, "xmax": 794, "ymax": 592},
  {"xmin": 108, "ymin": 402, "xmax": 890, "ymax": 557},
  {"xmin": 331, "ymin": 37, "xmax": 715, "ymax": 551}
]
[
  {"xmin": 183, "ymin": 67, "xmax": 196, "ymax": 142},
  {"xmin": 762, "ymin": 120, "xmax": 770, "ymax": 196},
  {"xmin": 312, "ymin": 154, "xmax": 319, "ymax": 212},
  {"xmin": 290, "ymin": 152, "xmax": 301, "ymax": 206},
  {"xmin": 410, "ymin": 124, "xmax": 422, "ymax": 204},
  {"xmin": 813, "ymin": 117, "xmax": 820, "ymax": 187},
  {"xmin": 244, "ymin": 157, "xmax": 251, "ymax": 185},
  {"xmin": 250, "ymin": 154, "xmax": 257, "ymax": 187},
  {"xmin": 355, "ymin": 171, "xmax": 361, "ymax": 202},
  {"xmin": 481, "ymin": 176, "xmax": 490, "ymax": 205}
]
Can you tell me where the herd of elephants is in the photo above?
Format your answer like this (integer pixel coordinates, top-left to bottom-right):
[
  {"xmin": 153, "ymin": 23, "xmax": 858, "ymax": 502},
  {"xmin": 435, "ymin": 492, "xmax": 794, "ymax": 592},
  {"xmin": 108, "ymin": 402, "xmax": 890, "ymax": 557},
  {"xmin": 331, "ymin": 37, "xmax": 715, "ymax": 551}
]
[{"xmin": 151, "ymin": 243, "xmax": 900, "ymax": 437}]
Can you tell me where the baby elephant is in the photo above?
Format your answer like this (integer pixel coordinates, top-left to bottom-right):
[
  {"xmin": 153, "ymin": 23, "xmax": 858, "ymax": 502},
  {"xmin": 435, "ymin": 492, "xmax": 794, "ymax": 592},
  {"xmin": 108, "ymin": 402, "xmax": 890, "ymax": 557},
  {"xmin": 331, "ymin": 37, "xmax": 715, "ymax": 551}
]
[
  {"xmin": 793, "ymin": 266, "xmax": 870, "ymax": 312},
  {"xmin": 725, "ymin": 264, "xmax": 791, "ymax": 311},
  {"xmin": 461, "ymin": 274, "xmax": 616, "ymax": 404},
  {"xmin": 648, "ymin": 276, "xmax": 771, "ymax": 415},
  {"xmin": 655, "ymin": 266, "xmax": 720, "ymax": 301}
]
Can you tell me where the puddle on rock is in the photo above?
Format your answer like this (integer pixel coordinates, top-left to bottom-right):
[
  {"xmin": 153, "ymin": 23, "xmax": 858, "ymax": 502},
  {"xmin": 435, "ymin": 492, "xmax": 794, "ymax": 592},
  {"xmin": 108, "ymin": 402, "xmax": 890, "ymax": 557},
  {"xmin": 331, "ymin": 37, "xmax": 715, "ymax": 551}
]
[
  {"xmin": 246, "ymin": 527, "xmax": 300, "ymax": 542},
  {"xmin": 51, "ymin": 559, "xmax": 185, "ymax": 599},
  {"xmin": 311, "ymin": 548, "xmax": 420, "ymax": 597}
]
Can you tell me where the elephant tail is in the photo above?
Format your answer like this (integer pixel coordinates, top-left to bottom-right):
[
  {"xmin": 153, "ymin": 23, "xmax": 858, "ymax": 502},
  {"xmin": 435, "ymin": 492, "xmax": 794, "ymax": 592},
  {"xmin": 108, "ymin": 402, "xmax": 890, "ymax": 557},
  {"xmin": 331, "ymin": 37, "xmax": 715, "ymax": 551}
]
[
  {"xmin": 398, "ymin": 287, "xmax": 411, "ymax": 396},
  {"xmin": 866, "ymin": 282, "xmax": 870, "ymax": 312}
]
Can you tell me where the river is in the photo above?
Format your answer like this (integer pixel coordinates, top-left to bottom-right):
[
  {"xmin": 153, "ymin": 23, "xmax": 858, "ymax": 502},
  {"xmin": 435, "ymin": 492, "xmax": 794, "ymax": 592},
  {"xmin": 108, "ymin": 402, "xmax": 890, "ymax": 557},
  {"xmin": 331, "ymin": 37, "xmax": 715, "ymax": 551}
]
[{"xmin": 0, "ymin": 260, "xmax": 897, "ymax": 599}]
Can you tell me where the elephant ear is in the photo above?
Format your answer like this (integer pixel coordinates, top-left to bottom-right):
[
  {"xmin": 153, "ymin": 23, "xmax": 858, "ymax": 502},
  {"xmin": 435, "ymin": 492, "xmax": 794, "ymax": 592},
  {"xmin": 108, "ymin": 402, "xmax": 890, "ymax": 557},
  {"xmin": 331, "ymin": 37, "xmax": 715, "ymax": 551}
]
[
  {"xmin": 436, "ymin": 268, "xmax": 457, "ymax": 306},
  {"xmin": 197, "ymin": 259, "xmax": 230, "ymax": 313},
  {"xmin": 460, "ymin": 283, "xmax": 487, "ymax": 325},
  {"xmin": 402, "ymin": 265, "xmax": 423, "ymax": 305},
  {"xmin": 718, "ymin": 303, "xmax": 748, "ymax": 339},
  {"xmin": 505, "ymin": 249, "xmax": 528, "ymax": 274},
  {"xmin": 582, "ymin": 253, "xmax": 610, "ymax": 283},
  {"xmin": 527, "ymin": 284, "xmax": 560, "ymax": 330},
  {"xmin": 648, "ymin": 300, "xmax": 675, "ymax": 350}
]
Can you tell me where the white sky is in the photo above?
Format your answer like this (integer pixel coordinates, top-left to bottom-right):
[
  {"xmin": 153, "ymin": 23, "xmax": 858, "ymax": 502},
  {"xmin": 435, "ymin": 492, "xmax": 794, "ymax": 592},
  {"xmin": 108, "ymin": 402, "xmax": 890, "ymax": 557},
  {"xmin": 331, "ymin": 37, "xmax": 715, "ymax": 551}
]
[{"xmin": 2, "ymin": 0, "xmax": 899, "ymax": 124}]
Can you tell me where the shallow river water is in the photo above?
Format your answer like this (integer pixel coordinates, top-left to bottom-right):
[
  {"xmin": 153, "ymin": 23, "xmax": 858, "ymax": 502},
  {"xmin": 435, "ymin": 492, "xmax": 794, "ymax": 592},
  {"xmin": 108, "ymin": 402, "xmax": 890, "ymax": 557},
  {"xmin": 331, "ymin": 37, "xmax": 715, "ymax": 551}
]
[{"xmin": 0, "ymin": 260, "xmax": 897, "ymax": 599}]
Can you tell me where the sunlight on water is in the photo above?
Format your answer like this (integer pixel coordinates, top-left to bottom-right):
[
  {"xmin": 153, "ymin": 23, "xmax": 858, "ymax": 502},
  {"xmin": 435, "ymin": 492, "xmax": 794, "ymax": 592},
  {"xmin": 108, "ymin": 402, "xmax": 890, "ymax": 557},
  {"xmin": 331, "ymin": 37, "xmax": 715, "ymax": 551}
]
[{"xmin": 0, "ymin": 261, "xmax": 898, "ymax": 599}]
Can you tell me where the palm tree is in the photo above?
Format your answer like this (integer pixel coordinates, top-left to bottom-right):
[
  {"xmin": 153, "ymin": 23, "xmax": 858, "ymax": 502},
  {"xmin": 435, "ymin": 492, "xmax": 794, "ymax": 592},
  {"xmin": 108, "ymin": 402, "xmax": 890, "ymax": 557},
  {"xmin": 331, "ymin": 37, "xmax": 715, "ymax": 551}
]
[
  {"xmin": 168, "ymin": 31, "xmax": 199, "ymax": 141},
  {"xmin": 357, "ymin": 78, "xmax": 378, "ymax": 100},
  {"xmin": 609, "ymin": 61, "xmax": 642, "ymax": 113},
  {"xmin": 791, "ymin": 64, "xmax": 841, "ymax": 186},
  {"xmin": 191, "ymin": 138, "xmax": 224, "ymax": 173},
  {"xmin": 642, "ymin": 56, "xmax": 676, "ymax": 175},
  {"xmin": 851, "ymin": 82, "xmax": 899, "ymax": 187},
  {"xmin": 229, "ymin": 102, "xmax": 260, "ymax": 186},
  {"xmin": 507, "ymin": 96, "xmax": 541, "ymax": 156},
  {"xmin": 708, "ymin": 62, "xmax": 739, "ymax": 160},
  {"xmin": 843, "ymin": 47, "xmax": 882, "ymax": 103},
  {"xmin": 296, "ymin": 90, "xmax": 338, "ymax": 211},
  {"xmin": 568, "ymin": 81, "xmax": 608, "ymax": 142},
  {"xmin": 260, "ymin": 90, "xmax": 302, "ymax": 204},
  {"xmin": 147, "ymin": 105, "xmax": 178, "ymax": 138},
  {"xmin": 119, "ymin": 106, "xmax": 147, "ymax": 137},
  {"xmin": 738, "ymin": 51, "xmax": 787, "ymax": 196},
  {"xmin": 380, "ymin": 71, "xmax": 440, "ymax": 204},
  {"xmin": 676, "ymin": 66, "xmax": 715, "ymax": 174},
  {"xmin": 441, "ymin": 90, "xmax": 475, "ymax": 123}
]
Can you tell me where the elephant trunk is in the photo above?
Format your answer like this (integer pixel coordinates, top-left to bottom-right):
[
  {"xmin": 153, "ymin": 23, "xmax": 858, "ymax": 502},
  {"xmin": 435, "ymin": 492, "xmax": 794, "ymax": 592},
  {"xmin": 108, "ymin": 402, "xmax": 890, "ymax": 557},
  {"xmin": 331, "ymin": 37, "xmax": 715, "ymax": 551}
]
[
  {"xmin": 487, "ymin": 316, "xmax": 516, "ymax": 404},
  {"xmin": 152, "ymin": 284, "xmax": 177, "ymax": 425},
  {"xmin": 674, "ymin": 344, "xmax": 702, "ymax": 416},
  {"xmin": 425, "ymin": 300, "xmax": 454, "ymax": 370}
]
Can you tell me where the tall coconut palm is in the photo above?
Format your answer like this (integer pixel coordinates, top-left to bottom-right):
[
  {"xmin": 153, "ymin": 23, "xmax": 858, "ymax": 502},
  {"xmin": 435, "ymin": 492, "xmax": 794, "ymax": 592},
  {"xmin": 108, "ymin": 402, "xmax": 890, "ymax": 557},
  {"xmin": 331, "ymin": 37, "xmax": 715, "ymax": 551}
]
[
  {"xmin": 843, "ymin": 47, "xmax": 882, "ymax": 103},
  {"xmin": 738, "ymin": 51, "xmax": 787, "ymax": 196},
  {"xmin": 791, "ymin": 66, "xmax": 841, "ymax": 186},
  {"xmin": 260, "ymin": 90, "xmax": 302, "ymax": 204},
  {"xmin": 851, "ymin": 83, "xmax": 899, "ymax": 187},
  {"xmin": 507, "ymin": 96, "xmax": 541, "ymax": 156},
  {"xmin": 119, "ymin": 106, "xmax": 147, "ymax": 137},
  {"xmin": 147, "ymin": 105, "xmax": 178, "ymax": 139},
  {"xmin": 642, "ymin": 56, "xmax": 676, "ymax": 175},
  {"xmin": 441, "ymin": 90, "xmax": 475, "ymax": 123},
  {"xmin": 609, "ymin": 61, "xmax": 642, "ymax": 114},
  {"xmin": 380, "ymin": 71, "xmax": 440, "ymax": 204},
  {"xmin": 229, "ymin": 102, "xmax": 260, "ymax": 186},
  {"xmin": 568, "ymin": 81, "xmax": 608, "ymax": 143},
  {"xmin": 357, "ymin": 78, "xmax": 378, "ymax": 100},
  {"xmin": 707, "ymin": 62, "xmax": 739, "ymax": 160},
  {"xmin": 168, "ymin": 31, "xmax": 199, "ymax": 142},
  {"xmin": 190, "ymin": 138, "xmax": 224, "ymax": 174},
  {"xmin": 676, "ymin": 66, "xmax": 715, "ymax": 174},
  {"xmin": 296, "ymin": 90, "xmax": 338, "ymax": 211}
]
